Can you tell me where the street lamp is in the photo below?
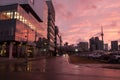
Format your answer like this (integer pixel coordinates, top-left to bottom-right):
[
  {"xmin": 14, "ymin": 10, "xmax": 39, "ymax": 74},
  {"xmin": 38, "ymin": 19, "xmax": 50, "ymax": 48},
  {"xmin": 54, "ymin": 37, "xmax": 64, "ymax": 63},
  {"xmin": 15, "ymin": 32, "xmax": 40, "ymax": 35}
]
[
  {"xmin": 75, "ymin": 48, "xmax": 78, "ymax": 52},
  {"xmin": 75, "ymin": 48, "xmax": 78, "ymax": 54}
]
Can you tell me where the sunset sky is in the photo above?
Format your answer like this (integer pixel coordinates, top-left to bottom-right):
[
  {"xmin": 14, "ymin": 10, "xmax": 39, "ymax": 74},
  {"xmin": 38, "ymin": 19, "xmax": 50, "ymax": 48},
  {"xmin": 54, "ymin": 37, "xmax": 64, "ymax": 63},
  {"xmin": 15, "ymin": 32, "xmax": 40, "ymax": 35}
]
[{"xmin": 53, "ymin": 0, "xmax": 120, "ymax": 45}]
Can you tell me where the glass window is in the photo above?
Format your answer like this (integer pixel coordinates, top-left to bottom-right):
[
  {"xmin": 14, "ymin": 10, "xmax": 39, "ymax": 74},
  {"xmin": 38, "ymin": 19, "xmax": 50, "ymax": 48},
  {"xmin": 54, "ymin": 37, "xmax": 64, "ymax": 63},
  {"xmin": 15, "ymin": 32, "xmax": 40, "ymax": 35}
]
[
  {"xmin": 14, "ymin": 12, "xmax": 19, "ymax": 19},
  {"xmin": 0, "ymin": 5, "xmax": 46, "ymax": 42},
  {"xmin": 11, "ymin": 27, "xmax": 14, "ymax": 36},
  {"xmin": 10, "ymin": 12, "xmax": 13, "ymax": 19},
  {"xmin": 0, "ymin": 11, "xmax": 14, "ymax": 20},
  {"xmin": 0, "ymin": 12, "xmax": 7, "ymax": 20}
]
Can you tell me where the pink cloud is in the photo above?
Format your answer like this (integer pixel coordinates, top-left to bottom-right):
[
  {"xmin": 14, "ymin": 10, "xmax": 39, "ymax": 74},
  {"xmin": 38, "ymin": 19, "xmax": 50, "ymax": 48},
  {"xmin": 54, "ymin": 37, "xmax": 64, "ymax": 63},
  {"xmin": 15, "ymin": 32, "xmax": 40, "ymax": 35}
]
[{"xmin": 53, "ymin": 0, "xmax": 120, "ymax": 45}]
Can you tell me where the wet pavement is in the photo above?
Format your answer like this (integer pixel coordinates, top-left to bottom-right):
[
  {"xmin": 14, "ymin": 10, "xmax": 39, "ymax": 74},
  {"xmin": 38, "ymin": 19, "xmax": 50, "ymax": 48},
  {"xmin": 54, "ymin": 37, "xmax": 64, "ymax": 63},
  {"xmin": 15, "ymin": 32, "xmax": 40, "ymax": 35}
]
[{"xmin": 0, "ymin": 54, "xmax": 120, "ymax": 80}]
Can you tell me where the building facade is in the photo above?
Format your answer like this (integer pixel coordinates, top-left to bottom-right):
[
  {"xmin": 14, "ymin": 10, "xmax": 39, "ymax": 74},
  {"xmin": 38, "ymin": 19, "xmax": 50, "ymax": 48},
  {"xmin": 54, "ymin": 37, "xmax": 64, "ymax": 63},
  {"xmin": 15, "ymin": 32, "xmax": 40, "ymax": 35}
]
[
  {"xmin": 89, "ymin": 37, "xmax": 95, "ymax": 51},
  {"xmin": 46, "ymin": 0, "xmax": 56, "ymax": 56},
  {"xmin": 77, "ymin": 42, "xmax": 88, "ymax": 51},
  {"xmin": 89, "ymin": 37, "xmax": 104, "ymax": 51},
  {"xmin": 111, "ymin": 41, "xmax": 118, "ymax": 51},
  {"xmin": 0, "ymin": 0, "xmax": 46, "ymax": 58},
  {"xmin": 95, "ymin": 37, "xmax": 100, "ymax": 50},
  {"xmin": 104, "ymin": 43, "xmax": 108, "ymax": 51}
]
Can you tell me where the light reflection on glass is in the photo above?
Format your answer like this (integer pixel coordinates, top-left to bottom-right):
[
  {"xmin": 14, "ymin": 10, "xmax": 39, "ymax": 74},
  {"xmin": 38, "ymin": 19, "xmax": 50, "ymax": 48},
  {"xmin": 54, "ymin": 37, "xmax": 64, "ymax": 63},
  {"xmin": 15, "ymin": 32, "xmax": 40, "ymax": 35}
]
[
  {"xmin": 0, "ymin": 5, "xmax": 47, "ymax": 42},
  {"xmin": 0, "ymin": 62, "xmax": 33, "ymax": 72},
  {"xmin": 42, "ymin": 59, "xmax": 46, "ymax": 73},
  {"xmin": 0, "ymin": 11, "xmax": 43, "ymax": 36}
]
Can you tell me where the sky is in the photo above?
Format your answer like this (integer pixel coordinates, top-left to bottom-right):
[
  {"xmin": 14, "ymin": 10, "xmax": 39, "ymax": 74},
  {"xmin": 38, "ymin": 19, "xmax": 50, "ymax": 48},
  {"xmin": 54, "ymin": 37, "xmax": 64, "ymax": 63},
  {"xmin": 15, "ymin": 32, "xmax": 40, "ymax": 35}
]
[{"xmin": 52, "ymin": 0, "xmax": 120, "ymax": 45}]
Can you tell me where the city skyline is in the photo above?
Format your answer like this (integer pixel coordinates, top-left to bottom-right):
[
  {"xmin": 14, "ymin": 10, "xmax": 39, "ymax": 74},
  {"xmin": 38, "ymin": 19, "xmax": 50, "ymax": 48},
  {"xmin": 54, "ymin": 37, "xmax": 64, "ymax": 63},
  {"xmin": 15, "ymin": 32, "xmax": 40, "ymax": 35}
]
[{"xmin": 53, "ymin": 0, "xmax": 120, "ymax": 45}]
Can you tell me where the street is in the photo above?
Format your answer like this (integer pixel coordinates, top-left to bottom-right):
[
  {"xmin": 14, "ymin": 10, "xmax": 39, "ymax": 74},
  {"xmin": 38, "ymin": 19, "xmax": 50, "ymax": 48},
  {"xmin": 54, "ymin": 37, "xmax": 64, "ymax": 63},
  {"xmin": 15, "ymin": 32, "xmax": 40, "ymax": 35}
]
[{"xmin": 0, "ymin": 54, "xmax": 120, "ymax": 80}]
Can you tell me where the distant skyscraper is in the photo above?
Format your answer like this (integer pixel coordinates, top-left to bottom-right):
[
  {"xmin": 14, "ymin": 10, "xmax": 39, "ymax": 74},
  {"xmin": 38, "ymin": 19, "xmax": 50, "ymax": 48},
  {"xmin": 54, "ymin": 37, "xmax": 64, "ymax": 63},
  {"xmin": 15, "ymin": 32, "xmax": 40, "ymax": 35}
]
[
  {"xmin": 99, "ymin": 40, "xmax": 104, "ymax": 50},
  {"xmin": 95, "ymin": 37, "xmax": 100, "ymax": 50},
  {"xmin": 111, "ymin": 41, "xmax": 118, "ymax": 51},
  {"xmin": 77, "ymin": 42, "xmax": 88, "ymax": 51},
  {"xmin": 89, "ymin": 37, "xmax": 95, "ymax": 51},
  {"xmin": 89, "ymin": 37, "xmax": 104, "ymax": 51},
  {"xmin": 119, "ymin": 45, "xmax": 120, "ymax": 50},
  {"xmin": 104, "ymin": 43, "xmax": 108, "ymax": 51}
]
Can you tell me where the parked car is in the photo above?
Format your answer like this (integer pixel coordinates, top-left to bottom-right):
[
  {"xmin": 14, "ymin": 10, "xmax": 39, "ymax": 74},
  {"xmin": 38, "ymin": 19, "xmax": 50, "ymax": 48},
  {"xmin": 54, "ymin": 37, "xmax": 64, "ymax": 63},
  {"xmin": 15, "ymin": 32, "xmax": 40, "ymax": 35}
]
[
  {"xmin": 88, "ymin": 53, "xmax": 102, "ymax": 59},
  {"xmin": 108, "ymin": 53, "xmax": 120, "ymax": 63},
  {"xmin": 100, "ymin": 54, "xmax": 110, "ymax": 61}
]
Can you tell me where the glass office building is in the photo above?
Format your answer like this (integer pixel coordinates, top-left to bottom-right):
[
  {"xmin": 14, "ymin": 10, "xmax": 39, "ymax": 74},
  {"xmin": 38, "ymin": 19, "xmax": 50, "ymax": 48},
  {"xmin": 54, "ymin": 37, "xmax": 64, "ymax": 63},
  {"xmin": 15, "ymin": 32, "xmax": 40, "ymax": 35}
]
[{"xmin": 0, "ymin": 3, "xmax": 46, "ymax": 58}]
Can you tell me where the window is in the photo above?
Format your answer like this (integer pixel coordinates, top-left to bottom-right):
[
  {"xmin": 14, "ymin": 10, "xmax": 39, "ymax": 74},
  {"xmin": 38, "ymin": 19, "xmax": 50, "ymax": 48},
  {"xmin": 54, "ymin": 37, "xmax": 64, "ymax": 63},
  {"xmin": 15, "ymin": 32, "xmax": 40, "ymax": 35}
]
[{"xmin": 0, "ymin": 11, "xmax": 14, "ymax": 20}]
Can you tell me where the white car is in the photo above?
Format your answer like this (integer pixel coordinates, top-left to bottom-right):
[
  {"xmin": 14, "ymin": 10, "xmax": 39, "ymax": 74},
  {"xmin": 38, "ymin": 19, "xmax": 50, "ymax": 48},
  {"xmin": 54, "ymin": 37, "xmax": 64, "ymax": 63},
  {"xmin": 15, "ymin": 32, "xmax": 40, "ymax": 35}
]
[{"xmin": 88, "ymin": 53, "xmax": 102, "ymax": 59}]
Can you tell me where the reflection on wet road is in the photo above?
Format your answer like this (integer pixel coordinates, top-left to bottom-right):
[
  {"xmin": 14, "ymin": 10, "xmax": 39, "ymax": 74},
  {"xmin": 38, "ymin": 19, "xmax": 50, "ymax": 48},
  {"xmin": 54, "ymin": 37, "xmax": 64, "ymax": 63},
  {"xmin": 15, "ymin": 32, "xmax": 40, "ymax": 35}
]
[
  {"xmin": 0, "ymin": 54, "xmax": 120, "ymax": 80},
  {"xmin": 0, "ymin": 58, "xmax": 47, "ymax": 72},
  {"xmin": 0, "ymin": 62, "xmax": 30, "ymax": 72}
]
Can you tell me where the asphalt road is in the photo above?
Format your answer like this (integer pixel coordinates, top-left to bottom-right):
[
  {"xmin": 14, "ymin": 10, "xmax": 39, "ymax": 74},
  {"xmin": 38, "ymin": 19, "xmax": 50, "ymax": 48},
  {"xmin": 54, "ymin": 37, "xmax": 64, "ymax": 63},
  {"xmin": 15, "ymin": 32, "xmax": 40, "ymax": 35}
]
[{"xmin": 0, "ymin": 54, "xmax": 120, "ymax": 80}]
